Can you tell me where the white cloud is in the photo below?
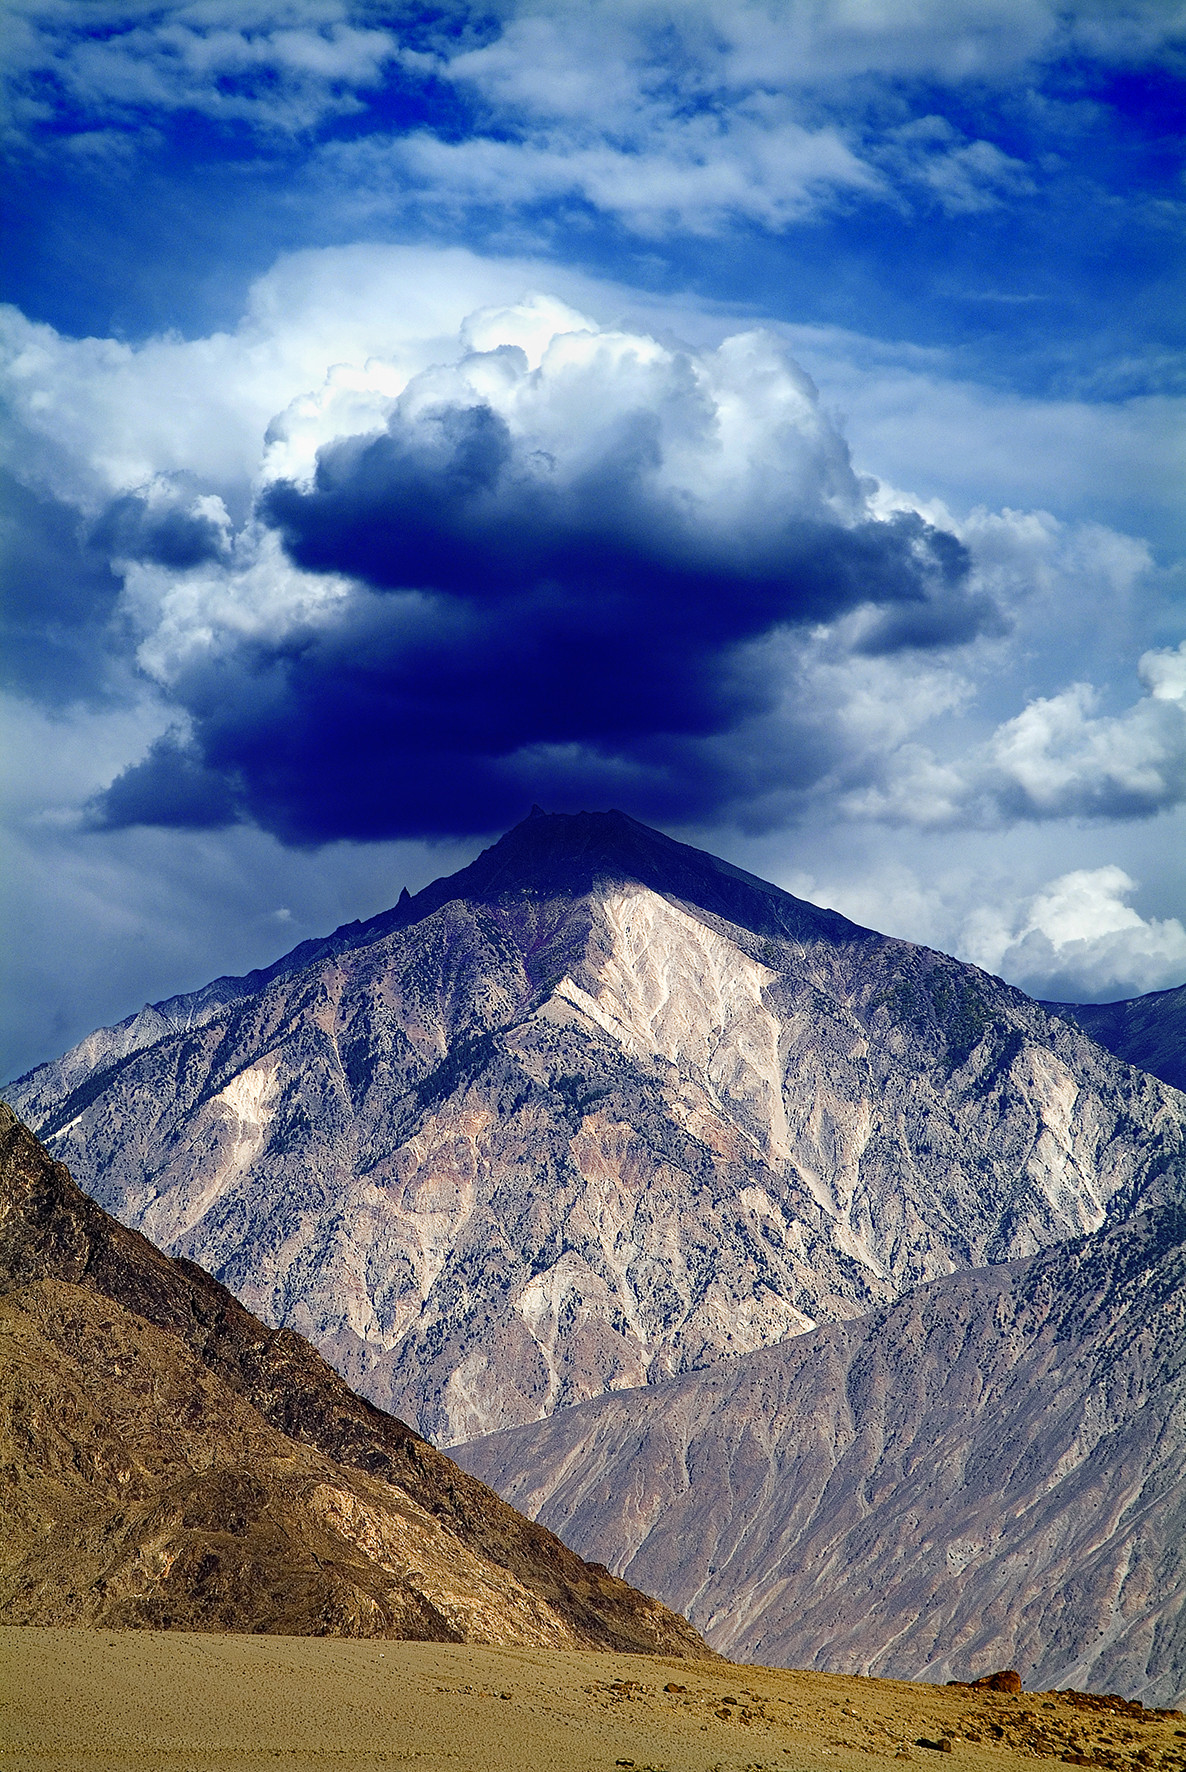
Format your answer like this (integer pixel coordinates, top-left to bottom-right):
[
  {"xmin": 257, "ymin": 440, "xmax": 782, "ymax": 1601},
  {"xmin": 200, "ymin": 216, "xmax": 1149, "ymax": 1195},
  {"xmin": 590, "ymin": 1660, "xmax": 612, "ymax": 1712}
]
[
  {"xmin": 380, "ymin": 106, "xmax": 882, "ymax": 236},
  {"xmin": 10, "ymin": 0, "xmax": 1183, "ymax": 249},
  {"xmin": 964, "ymin": 864, "xmax": 1186, "ymax": 1000},
  {"xmin": 883, "ymin": 116, "xmax": 1036, "ymax": 214},
  {"xmin": 17, "ymin": 0, "xmax": 1180, "ymax": 160},
  {"xmin": 846, "ymin": 642, "xmax": 1186, "ymax": 829},
  {"xmin": 5, "ymin": 0, "xmax": 398, "ymax": 135},
  {"xmin": 0, "ymin": 247, "xmax": 622, "ymax": 509},
  {"xmin": 977, "ymin": 655, "xmax": 1186, "ymax": 820},
  {"xmin": 778, "ymin": 327, "xmax": 1186, "ymax": 552}
]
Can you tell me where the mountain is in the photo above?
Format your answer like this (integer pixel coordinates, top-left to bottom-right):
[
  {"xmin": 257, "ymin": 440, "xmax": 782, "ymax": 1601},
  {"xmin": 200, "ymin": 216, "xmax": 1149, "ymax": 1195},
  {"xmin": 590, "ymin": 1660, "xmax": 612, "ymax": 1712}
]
[
  {"xmin": 1044, "ymin": 985, "xmax": 1186, "ymax": 1096},
  {"xmin": 6, "ymin": 810, "xmax": 1185, "ymax": 1444},
  {"xmin": 456, "ymin": 1201, "xmax": 1186, "ymax": 1707},
  {"xmin": 0, "ymin": 1101, "xmax": 706, "ymax": 1652}
]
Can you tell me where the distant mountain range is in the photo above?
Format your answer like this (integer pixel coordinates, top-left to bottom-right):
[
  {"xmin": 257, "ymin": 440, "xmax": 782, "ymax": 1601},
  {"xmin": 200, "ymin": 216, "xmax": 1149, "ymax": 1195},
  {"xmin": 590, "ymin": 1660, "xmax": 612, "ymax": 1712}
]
[
  {"xmin": 457, "ymin": 1198, "xmax": 1186, "ymax": 1705},
  {"xmin": 0, "ymin": 1100, "xmax": 706, "ymax": 1653},
  {"xmin": 1044, "ymin": 985, "xmax": 1186, "ymax": 1096},
  {"xmin": 7, "ymin": 810, "xmax": 1185, "ymax": 1449}
]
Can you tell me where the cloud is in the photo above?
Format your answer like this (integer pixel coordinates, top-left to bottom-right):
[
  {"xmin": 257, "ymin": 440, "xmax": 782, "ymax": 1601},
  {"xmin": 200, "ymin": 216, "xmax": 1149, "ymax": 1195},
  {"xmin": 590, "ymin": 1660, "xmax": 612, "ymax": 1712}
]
[
  {"xmin": 13, "ymin": 0, "xmax": 1180, "ymax": 255},
  {"xmin": 5, "ymin": 1, "xmax": 398, "ymax": 136},
  {"xmin": 964, "ymin": 864, "xmax": 1186, "ymax": 1001},
  {"xmin": 846, "ymin": 641, "xmax": 1186, "ymax": 829},
  {"xmin": 976, "ymin": 656, "xmax": 1186, "ymax": 821},
  {"xmin": 0, "ymin": 470, "xmax": 125, "ymax": 702},
  {"xmin": 5, "ymin": 247, "xmax": 1174, "ymax": 850},
  {"xmin": 82, "ymin": 305, "xmax": 998, "ymax": 842},
  {"xmin": 92, "ymin": 482, "xmax": 232, "ymax": 570},
  {"xmin": 882, "ymin": 116, "xmax": 1036, "ymax": 215},
  {"xmin": 370, "ymin": 108, "xmax": 882, "ymax": 237},
  {"xmin": 88, "ymin": 727, "xmax": 241, "ymax": 830}
]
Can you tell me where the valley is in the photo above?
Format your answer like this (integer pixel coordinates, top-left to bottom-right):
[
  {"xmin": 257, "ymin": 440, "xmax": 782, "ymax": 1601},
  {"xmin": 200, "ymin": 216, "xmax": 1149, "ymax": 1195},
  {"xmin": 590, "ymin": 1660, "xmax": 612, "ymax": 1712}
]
[{"xmin": 5, "ymin": 1630, "xmax": 1186, "ymax": 1772}]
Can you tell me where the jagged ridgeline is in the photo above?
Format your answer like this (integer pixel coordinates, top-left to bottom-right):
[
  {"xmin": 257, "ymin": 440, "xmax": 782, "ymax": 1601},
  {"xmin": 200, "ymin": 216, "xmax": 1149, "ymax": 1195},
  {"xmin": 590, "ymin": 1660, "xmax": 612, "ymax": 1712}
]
[
  {"xmin": 0, "ymin": 1101, "xmax": 708, "ymax": 1652},
  {"xmin": 6, "ymin": 810, "xmax": 1186, "ymax": 1445}
]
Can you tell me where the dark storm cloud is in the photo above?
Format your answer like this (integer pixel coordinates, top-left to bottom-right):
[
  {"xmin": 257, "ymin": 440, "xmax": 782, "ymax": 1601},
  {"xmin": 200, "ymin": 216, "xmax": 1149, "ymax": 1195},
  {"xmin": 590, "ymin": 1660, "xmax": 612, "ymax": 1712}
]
[
  {"xmin": 0, "ymin": 471, "xmax": 124, "ymax": 704},
  {"xmin": 91, "ymin": 391, "xmax": 993, "ymax": 841},
  {"xmin": 88, "ymin": 730, "xmax": 241, "ymax": 831},
  {"xmin": 92, "ymin": 490, "xmax": 230, "ymax": 570}
]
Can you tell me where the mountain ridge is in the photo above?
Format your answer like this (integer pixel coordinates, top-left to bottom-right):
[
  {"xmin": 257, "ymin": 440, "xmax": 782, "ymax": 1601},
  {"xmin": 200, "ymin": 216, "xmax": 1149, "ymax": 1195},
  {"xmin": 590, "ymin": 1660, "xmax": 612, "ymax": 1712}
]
[
  {"xmin": 456, "ymin": 1198, "xmax": 1186, "ymax": 1704},
  {"xmin": 6, "ymin": 808, "xmax": 873, "ymax": 1118},
  {"xmin": 5, "ymin": 810, "xmax": 1184, "ymax": 1445},
  {"xmin": 1043, "ymin": 984, "xmax": 1186, "ymax": 1096}
]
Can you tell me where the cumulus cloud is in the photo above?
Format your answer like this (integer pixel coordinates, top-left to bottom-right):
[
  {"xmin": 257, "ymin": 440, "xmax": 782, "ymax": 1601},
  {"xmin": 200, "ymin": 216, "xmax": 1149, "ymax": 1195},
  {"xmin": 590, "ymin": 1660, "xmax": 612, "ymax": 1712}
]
[
  {"xmin": 846, "ymin": 641, "xmax": 1186, "ymax": 829},
  {"xmin": 6, "ymin": 248, "xmax": 1177, "ymax": 850},
  {"xmin": 83, "ymin": 304, "xmax": 993, "ymax": 842},
  {"xmin": 964, "ymin": 865, "xmax": 1186, "ymax": 1001}
]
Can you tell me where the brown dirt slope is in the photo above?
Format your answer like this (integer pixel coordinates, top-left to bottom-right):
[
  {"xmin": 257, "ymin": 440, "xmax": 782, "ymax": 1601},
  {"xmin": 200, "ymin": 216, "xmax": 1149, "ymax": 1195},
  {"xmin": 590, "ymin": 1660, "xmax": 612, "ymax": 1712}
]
[{"xmin": 0, "ymin": 1101, "xmax": 708, "ymax": 1653}]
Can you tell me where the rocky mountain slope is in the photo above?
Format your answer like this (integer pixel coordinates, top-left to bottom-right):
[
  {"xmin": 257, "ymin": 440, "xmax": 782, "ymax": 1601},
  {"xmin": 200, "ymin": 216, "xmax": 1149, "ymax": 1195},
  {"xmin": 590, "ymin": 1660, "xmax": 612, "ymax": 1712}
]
[
  {"xmin": 0, "ymin": 1101, "xmax": 706, "ymax": 1653},
  {"xmin": 457, "ymin": 1201, "xmax": 1186, "ymax": 1706},
  {"xmin": 1045, "ymin": 985, "xmax": 1186, "ymax": 1096},
  {"xmin": 6, "ymin": 810, "xmax": 1185, "ymax": 1444}
]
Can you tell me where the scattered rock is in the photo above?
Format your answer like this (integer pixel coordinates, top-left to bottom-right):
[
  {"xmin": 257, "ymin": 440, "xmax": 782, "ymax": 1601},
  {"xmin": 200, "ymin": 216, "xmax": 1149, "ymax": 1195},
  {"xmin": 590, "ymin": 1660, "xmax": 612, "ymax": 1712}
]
[{"xmin": 971, "ymin": 1672, "xmax": 1024, "ymax": 1694}]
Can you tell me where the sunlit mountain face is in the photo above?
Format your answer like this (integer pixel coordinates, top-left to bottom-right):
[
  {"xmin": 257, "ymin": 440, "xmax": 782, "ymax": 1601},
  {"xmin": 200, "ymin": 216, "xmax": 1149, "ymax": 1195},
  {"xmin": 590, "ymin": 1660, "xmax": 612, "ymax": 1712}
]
[
  {"xmin": 3, "ymin": 2, "xmax": 1184, "ymax": 1081},
  {"xmin": 10, "ymin": 810, "xmax": 1184, "ymax": 1449}
]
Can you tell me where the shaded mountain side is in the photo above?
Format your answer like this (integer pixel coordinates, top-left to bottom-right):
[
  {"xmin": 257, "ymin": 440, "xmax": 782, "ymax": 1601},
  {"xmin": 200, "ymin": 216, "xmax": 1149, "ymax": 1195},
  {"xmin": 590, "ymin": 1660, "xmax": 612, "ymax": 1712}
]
[
  {"xmin": 0, "ymin": 1103, "xmax": 707, "ymax": 1655},
  {"xmin": 456, "ymin": 1203, "xmax": 1186, "ymax": 1706},
  {"xmin": 1045, "ymin": 984, "xmax": 1186, "ymax": 1095},
  {"xmin": 6, "ymin": 812, "xmax": 1185, "ymax": 1445}
]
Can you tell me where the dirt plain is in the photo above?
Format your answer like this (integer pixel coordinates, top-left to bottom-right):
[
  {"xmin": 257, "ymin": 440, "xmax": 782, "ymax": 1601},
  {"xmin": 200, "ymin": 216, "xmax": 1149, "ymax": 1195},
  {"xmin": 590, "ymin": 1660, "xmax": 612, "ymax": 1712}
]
[{"xmin": 4, "ymin": 1630, "xmax": 1186, "ymax": 1772}]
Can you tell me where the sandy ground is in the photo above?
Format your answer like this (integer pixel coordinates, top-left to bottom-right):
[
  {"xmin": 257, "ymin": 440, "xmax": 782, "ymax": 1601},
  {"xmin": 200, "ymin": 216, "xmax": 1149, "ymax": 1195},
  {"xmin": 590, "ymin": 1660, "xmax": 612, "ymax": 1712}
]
[{"xmin": 3, "ymin": 1629, "xmax": 1185, "ymax": 1772}]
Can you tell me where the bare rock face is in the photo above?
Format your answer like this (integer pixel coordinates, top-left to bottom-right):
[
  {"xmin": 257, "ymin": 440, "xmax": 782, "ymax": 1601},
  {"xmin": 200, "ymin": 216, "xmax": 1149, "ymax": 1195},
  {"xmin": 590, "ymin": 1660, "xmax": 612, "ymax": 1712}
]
[
  {"xmin": 0, "ymin": 1101, "xmax": 708, "ymax": 1654},
  {"xmin": 6, "ymin": 811, "xmax": 1185, "ymax": 1445},
  {"xmin": 455, "ymin": 1202, "xmax": 1186, "ymax": 1706}
]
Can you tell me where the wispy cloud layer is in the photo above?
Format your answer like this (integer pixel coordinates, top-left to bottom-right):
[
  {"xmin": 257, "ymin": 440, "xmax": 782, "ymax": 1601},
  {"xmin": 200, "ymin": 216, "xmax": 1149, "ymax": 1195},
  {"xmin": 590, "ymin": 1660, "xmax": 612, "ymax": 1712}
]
[{"xmin": 5, "ymin": 0, "xmax": 399, "ymax": 134}]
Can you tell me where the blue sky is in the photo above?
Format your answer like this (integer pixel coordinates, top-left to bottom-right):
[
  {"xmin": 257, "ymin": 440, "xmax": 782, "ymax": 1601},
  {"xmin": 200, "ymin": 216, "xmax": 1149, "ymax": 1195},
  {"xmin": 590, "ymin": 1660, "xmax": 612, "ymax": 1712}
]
[{"xmin": 2, "ymin": 0, "xmax": 1185, "ymax": 1078}]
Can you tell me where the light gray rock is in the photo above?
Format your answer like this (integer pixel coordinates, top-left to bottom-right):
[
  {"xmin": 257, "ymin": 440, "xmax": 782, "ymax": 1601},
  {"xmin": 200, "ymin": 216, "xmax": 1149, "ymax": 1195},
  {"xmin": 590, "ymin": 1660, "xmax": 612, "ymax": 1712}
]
[
  {"xmin": 455, "ymin": 1203, "xmax": 1186, "ymax": 1706},
  {"xmin": 6, "ymin": 811, "xmax": 1185, "ymax": 1446}
]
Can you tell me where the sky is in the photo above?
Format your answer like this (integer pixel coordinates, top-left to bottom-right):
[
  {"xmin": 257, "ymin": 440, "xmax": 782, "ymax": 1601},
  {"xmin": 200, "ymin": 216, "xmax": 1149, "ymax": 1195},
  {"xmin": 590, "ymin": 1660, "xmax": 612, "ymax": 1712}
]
[{"xmin": 2, "ymin": 0, "xmax": 1185, "ymax": 1080}]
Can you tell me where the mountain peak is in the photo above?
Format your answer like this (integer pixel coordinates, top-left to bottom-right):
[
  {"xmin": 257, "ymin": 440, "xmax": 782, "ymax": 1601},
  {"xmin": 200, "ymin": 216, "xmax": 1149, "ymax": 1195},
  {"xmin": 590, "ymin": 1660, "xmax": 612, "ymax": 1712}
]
[{"xmin": 397, "ymin": 808, "xmax": 871, "ymax": 949}]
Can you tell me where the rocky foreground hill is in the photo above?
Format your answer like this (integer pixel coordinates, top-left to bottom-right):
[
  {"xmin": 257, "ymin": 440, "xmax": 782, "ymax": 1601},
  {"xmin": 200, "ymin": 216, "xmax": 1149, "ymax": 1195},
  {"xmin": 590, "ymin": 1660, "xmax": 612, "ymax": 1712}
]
[
  {"xmin": 7, "ymin": 810, "xmax": 1185, "ymax": 1445},
  {"xmin": 0, "ymin": 1101, "xmax": 706, "ymax": 1653},
  {"xmin": 457, "ymin": 1200, "xmax": 1186, "ymax": 1706}
]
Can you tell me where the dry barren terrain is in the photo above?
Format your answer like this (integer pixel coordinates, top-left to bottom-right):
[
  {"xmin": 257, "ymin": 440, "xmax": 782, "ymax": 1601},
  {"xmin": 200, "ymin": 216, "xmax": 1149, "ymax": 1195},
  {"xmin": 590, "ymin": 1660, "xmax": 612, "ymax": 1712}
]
[{"xmin": 4, "ymin": 1630, "xmax": 1186, "ymax": 1772}]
